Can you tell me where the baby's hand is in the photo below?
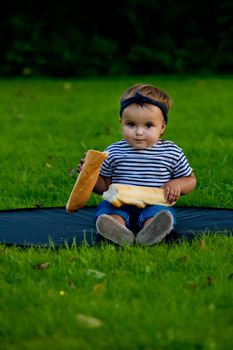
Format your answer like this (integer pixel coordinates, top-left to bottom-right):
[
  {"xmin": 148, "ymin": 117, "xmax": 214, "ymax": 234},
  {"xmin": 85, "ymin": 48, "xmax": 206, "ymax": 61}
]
[
  {"xmin": 161, "ymin": 181, "xmax": 181, "ymax": 204},
  {"xmin": 76, "ymin": 153, "xmax": 86, "ymax": 173}
]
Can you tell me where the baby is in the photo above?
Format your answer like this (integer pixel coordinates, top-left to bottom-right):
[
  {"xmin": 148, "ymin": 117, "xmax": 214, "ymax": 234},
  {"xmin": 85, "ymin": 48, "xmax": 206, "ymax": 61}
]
[{"xmin": 78, "ymin": 83, "xmax": 196, "ymax": 245}]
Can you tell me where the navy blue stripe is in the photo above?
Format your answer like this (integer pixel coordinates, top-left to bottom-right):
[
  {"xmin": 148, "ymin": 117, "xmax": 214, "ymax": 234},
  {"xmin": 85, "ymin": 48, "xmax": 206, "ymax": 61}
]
[{"xmin": 100, "ymin": 139, "xmax": 193, "ymax": 187}]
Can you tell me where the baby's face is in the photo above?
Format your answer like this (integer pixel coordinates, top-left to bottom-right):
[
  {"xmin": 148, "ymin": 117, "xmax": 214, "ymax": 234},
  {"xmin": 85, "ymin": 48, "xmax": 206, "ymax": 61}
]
[{"xmin": 121, "ymin": 103, "xmax": 166, "ymax": 149}]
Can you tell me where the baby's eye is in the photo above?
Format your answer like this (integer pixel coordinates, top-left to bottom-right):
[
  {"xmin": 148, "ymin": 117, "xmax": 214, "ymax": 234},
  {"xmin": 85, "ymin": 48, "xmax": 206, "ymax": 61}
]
[
  {"xmin": 146, "ymin": 122, "xmax": 154, "ymax": 128},
  {"xmin": 127, "ymin": 122, "xmax": 135, "ymax": 127}
]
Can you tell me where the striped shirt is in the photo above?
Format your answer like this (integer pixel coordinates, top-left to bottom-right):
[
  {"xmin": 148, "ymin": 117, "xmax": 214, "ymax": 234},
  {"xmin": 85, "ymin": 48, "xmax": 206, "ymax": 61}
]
[{"xmin": 100, "ymin": 139, "xmax": 193, "ymax": 187}]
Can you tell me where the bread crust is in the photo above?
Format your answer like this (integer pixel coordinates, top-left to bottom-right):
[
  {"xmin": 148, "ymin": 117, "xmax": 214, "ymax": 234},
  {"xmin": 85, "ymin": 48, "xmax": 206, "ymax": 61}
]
[
  {"xmin": 66, "ymin": 150, "xmax": 108, "ymax": 212},
  {"xmin": 102, "ymin": 183, "xmax": 174, "ymax": 208}
]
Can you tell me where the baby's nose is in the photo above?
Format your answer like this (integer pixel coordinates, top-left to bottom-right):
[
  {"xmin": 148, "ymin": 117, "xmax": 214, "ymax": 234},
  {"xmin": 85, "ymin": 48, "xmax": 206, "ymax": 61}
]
[{"xmin": 136, "ymin": 127, "xmax": 144, "ymax": 135}]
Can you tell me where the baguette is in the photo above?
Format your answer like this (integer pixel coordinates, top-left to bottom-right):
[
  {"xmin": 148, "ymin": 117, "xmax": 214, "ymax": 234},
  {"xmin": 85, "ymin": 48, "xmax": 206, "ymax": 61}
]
[
  {"xmin": 66, "ymin": 150, "xmax": 108, "ymax": 212},
  {"xmin": 102, "ymin": 183, "xmax": 174, "ymax": 208}
]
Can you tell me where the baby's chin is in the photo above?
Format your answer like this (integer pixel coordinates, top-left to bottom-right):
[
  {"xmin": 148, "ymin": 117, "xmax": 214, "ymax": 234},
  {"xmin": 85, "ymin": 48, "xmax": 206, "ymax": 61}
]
[{"xmin": 128, "ymin": 140, "xmax": 154, "ymax": 149}]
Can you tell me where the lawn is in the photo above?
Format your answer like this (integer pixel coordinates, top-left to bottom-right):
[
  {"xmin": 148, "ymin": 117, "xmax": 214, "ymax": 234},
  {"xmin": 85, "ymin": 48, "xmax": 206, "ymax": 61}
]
[
  {"xmin": 0, "ymin": 76, "xmax": 233, "ymax": 349},
  {"xmin": 1, "ymin": 75, "xmax": 233, "ymax": 210}
]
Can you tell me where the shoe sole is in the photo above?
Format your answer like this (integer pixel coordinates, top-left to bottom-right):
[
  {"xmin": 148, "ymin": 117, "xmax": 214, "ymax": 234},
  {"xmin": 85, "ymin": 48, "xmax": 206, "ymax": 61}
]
[
  {"xmin": 136, "ymin": 211, "xmax": 174, "ymax": 245},
  {"xmin": 96, "ymin": 214, "xmax": 135, "ymax": 246}
]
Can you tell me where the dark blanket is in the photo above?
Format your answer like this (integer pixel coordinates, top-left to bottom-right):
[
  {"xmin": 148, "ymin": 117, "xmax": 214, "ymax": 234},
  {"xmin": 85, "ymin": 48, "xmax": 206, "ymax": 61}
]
[{"xmin": 0, "ymin": 206, "xmax": 232, "ymax": 247}]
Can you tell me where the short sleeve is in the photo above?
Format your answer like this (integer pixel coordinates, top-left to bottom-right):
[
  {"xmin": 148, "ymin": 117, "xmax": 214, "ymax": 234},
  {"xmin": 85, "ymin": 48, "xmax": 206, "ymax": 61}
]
[
  {"xmin": 99, "ymin": 157, "xmax": 113, "ymax": 178},
  {"xmin": 172, "ymin": 150, "xmax": 193, "ymax": 179}
]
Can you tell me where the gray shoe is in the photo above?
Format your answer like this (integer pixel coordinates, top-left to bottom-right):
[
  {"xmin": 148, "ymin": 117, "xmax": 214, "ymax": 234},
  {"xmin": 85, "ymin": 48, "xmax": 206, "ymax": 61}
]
[
  {"xmin": 136, "ymin": 211, "xmax": 174, "ymax": 245},
  {"xmin": 96, "ymin": 214, "xmax": 135, "ymax": 246}
]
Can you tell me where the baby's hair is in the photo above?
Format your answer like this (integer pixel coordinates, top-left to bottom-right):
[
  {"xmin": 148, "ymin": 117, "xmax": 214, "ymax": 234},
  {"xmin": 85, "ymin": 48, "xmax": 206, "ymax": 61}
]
[{"xmin": 120, "ymin": 83, "xmax": 172, "ymax": 111}]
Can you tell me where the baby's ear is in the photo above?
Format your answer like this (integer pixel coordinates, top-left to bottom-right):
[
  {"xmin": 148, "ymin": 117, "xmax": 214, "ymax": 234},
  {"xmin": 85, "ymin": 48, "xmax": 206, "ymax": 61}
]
[{"xmin": 161, "ymin": 122, "xmax": 167, "ymax": 135}]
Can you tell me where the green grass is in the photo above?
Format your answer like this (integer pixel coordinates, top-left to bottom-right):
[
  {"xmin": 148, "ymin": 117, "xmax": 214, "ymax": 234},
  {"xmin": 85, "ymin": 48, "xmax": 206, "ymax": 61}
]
[
  {"xmin": 0, "ymin": 76, "xmax": 233, "ymax": 349},
  {"xmin": 1, "ymin": 237, "xmax": 233, "ymax": 350},
  {"xmin": 0, "ymin": 75, "xmax": 233, "ymax": 209}
]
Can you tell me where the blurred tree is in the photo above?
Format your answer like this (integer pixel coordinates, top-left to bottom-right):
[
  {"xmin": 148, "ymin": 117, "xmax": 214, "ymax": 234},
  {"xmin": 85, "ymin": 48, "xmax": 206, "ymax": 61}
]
[{"xmin": 0, "ymin": 0, "xmax": 232, "ymax": 76}]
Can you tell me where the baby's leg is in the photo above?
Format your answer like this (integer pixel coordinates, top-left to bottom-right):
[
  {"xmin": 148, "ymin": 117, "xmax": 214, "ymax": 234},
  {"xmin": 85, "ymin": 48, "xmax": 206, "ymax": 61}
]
[
  {"xmin": 136, "ymin": 206, "xmax": 175, "ymax": 245},
  {"xmin": 96, "ymin": 214, "xmax": 134, "ymax": 246},
  {"xmin": 95, "ymin": 201, "xmax": 134, "ymax": 246},
  {"xmin": 110, "ymin": 214, "xmax": 126, "ymax": 226}
]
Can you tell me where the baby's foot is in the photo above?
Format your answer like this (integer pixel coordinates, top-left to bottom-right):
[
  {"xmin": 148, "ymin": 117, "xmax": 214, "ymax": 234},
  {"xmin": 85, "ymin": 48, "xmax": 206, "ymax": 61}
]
[
  {"xmin": 136, "ymin": 211, "xmax": 174, "ymax": 245},
  {"xmin": 96, "ymin": 214, "xmax": 135, "ymax": 246}
]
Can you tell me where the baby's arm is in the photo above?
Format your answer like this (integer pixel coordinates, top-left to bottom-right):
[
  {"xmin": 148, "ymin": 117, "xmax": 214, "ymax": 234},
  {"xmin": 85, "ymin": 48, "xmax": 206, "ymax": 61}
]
[
  {"xmin": 161, "ymin": 172, "xmax": 196, "ymax": 204},
  {"xmin": 77, "ymin": 155, "xmax": 111, "ymax": 195},
  {"xmin": 93, "ymin": 175, "xmax": 112, "ymax": 194}
]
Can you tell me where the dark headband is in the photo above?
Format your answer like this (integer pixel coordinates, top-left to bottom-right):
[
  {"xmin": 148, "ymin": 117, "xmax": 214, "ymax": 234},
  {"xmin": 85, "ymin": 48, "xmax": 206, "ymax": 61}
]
[{"xmin": 120, "ymin": 92, "xmax": 168, "ymax": 124}]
